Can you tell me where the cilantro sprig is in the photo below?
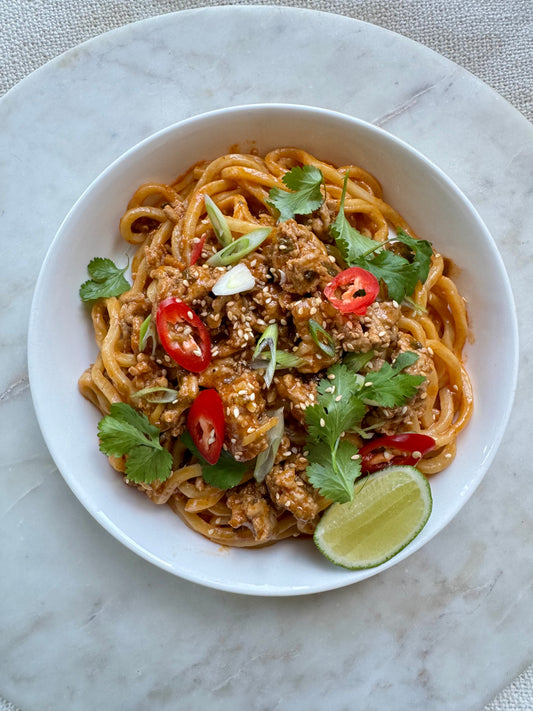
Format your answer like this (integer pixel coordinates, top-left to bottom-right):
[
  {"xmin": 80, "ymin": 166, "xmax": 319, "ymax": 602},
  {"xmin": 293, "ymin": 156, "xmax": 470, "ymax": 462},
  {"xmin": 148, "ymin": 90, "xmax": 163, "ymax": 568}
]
[
  {"xmin": 98, "ymin": 403, "xmax": 173, "ymax": 484},
  {"xmin": 305, "ymin": 354, "xmax": 425, "ymax": 503},
  {"xmin": 330, "ymin": 174, "xmax": 433, "ymax": 302},
  {"xmin": 305, "ymin": 363, "xmax": 366, "ymax": 503},
  {"xmin": 80, "ymin": 257, "xmax": 130, "ymax": 302},
  {"xmin": 267, "ymin": 165, "xmax": 325, "ymax": 222},
  {"xmin": 181, "ymin": 431, "xmax": 247, "ymax": 490}
]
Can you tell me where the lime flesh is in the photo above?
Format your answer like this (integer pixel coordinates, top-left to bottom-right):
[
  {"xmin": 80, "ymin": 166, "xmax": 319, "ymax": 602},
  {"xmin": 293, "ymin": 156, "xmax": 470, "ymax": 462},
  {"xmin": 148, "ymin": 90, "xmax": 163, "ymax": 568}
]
[{"xmin": 314, "ymin": 465, "xmax": 432, "ymax": 569}]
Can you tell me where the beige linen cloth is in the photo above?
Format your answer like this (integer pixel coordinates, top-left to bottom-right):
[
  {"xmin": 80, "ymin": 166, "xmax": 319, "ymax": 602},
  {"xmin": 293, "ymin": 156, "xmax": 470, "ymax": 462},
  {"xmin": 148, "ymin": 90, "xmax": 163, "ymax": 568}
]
[{"xmin": 0, "ymin": 2, "xmax": 531, "ymax": 710}]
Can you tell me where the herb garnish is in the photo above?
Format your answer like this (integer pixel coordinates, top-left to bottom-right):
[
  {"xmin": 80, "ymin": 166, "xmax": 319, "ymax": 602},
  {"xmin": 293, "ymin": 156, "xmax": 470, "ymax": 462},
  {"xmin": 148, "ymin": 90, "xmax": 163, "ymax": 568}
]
[
  {"xmin": 267, "ymin": 165, "xmax": 325, "ymax": 222},
  {"xmin": 330, "ymin": 174, "xmax": 433, "ymax": 302},
  {"xmin": 97, "ymin": 403, "xmax": 173, "ymax": 484},
  {"xmin": 181, "ymin": 431, "xmax": 247, "ymax": 490},
  {"xmin": 79, "ymin": 257, "xmax": 130, "ymax": 302},
  {"xmin": 305, "ymin": 354, "xmax": 425, "ymax": 503}
]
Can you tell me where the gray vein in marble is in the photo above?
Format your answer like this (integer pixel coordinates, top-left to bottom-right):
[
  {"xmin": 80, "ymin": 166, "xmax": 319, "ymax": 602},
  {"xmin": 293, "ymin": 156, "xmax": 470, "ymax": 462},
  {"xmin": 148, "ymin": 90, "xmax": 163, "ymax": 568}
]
[
  {"xmin": 0, "ymin": 375, "xmax": 29, "ymax": 402},
  {"xmin": 373, "ymin": 69, "xmax": 459, "ymax": 127}
]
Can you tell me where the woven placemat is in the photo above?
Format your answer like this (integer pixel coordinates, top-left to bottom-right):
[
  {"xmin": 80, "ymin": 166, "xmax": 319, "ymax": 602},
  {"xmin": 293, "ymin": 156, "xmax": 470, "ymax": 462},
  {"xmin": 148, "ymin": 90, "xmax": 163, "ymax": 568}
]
[{"xmin": 1, "ymin": 0, "xmax": 531, "ymax": 121}]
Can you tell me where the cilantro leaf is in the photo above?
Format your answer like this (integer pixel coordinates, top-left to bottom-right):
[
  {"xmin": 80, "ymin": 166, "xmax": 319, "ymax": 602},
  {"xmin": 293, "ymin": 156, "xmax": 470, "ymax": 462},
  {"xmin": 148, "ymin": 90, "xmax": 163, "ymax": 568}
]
[
  {"xmin": 80, "ymin": 257, "xmax": 130, "ymax": 302},
  {"xmin": 267, "ymin": 165, "xmax": 324, "ymax": 222},
  {"xmin": 307, "ymin": 439, "xmax": 362, "ymax": 504},
  {"xmin": 306, "ymin": 364, "xmax": 366, "ymax": 450},
  {"xmin": 362, "ymin": 353, "xmax": 425, "ymax": 408},
  {"xmin": 98, "ymin": 403, "xmax": 173, "ymax": 484},
  {"xmin": 395, "ymin": 229, "xmax": 433, "ymax": 289},
  {"xmin": 181, "ymin": 431, "xmax": 247, "ymax": 490},
  {"xmin": 125, "ymin": 446, "xmax": 174, "ymax": 484},
  {"xmin": 330, "ymin": 174, "xmax": 377, "ymax": 260},
  {"xmin": 305, "ymin": 364, "xmax": 367, "ymax": 503}
]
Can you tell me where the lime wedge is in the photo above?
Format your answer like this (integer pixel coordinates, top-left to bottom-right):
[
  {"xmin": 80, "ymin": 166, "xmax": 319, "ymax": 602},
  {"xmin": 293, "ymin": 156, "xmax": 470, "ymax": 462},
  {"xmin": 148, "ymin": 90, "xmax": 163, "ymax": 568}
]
[{"xmin": 314, "ymin": 465, "xmax": 432, "ymax": 569}]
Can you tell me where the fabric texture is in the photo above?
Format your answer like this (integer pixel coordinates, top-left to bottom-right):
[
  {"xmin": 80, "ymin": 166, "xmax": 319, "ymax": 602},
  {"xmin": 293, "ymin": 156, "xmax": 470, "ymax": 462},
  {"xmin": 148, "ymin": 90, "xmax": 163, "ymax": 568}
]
[
  {"xmin": 0, "ymin": 2, "xmax": 531, "ymax": 710},
  {"xmin": 0, "ymin": 0, "xmax": 531, "ymax": 120}
]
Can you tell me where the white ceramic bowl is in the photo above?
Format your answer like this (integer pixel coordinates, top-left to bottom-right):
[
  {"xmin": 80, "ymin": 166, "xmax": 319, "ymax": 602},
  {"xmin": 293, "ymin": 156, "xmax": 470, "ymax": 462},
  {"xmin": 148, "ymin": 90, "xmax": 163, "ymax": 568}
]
[{"xmin": 28, "ymin": 104, "xmax": 518, "ymax": 595}]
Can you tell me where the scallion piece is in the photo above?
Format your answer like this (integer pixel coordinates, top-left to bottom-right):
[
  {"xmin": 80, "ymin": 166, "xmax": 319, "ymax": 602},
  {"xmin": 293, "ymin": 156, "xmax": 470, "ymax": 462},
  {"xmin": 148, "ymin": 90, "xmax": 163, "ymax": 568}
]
[
  {"xmin": 252, "ymin": 323, "xmax": 278, "ymax": 388},
  {"xmin": 253, "ymin": 407, "xmax": 284, "ymax": 483},
  {"xmin": 206, "ymin": 227, "xmax": 272, "ymax": 267},
  {"xmin": 212, "ymin": 263, "xmax": 255, "ymax": 296},
  {"xmin": 308, "ymin": 318, "xmax": 336, "ymax": 358},
  {"xmin": 204, "ymin": 194, "xmax": 232, "ymax": 247},
  {"xmin": 251, "ymin": 350, "xmax": 306, "ymax": 370},
  {"xmin": 131, "ymin": 386, "xmax": 179, "ymax": 403},
  {"xmin": 139, "ymin": 314, "xmax": 157, "ymax": 355}
]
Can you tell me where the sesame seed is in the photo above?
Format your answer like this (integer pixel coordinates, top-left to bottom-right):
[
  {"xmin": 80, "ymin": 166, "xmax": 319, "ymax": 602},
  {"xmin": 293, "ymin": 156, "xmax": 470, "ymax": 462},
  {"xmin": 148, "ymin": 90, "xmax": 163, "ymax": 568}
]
[
  {"xmin": 378, "ymin": 331, "xmax": 386, "ymax": 338},
  {"xmin": 335, "ymin": 394, "xmax": 342, "ymax": 402},
  {"xmin": 445, "ymin": 453, "xmax": 452, "ymax": 458},
  {"xmin": 233, "ymin": 407, "xmax": 240, "ymax": 417},
  {"xmin": 412, "ymin": 450, "xmax": 422, "ymax": 458},
  {"xmin": 320, "ymin": 418, "xmax": 326, "ymax": 427},
  {"xmin": 328, "ymin": 255, "xmax": 336, "ymax": 263},
  {"xmin": 350, "ymin": 454, "xmax": 360, "ymax": 461},
  {"xmin": 327, "ymin": 373, "xmax": 336, "ymax": 380},
  {"xmin": 324, "ymin": 386, "xmax": 335, "ymax": 393},
  {"xmin": 187, "ymin": 310, "xmax": 194, "ymax": 320},
  {"xmin": 364, "ymin": 381, "xmax": 373, "ymax": 387}
]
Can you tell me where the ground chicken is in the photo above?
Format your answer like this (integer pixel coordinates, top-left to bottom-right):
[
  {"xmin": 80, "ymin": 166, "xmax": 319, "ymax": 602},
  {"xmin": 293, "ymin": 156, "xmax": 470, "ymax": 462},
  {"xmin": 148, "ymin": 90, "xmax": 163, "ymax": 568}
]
[
  {"xmin": 265, "ymin": 220, "xmax": 337, "ymax": 295},
  {"xmin": 337, "ymin": 300, "xmax": 401, "ymax": 353},
  {"xmin": 266, "ymin": 461, "xmax": 322, "ymax": 533},
  {"xmin": 226, "ymin": 481, "xmax": 278, "ymax": 541},
  {"xmin": 217, "ymin": 371, "xmax": 271, "ymax": 461},
  {"xmin": 273, "ymin": 374, "xmax": 317, "ymax": 425}
]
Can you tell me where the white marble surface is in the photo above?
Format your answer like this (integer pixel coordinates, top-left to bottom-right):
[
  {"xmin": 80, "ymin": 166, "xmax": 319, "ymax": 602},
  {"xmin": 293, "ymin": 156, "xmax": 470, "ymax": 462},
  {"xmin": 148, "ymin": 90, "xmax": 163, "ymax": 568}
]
[{"xmin": 1, "ymin": 7, "xmax": 532, "ymax": 710}]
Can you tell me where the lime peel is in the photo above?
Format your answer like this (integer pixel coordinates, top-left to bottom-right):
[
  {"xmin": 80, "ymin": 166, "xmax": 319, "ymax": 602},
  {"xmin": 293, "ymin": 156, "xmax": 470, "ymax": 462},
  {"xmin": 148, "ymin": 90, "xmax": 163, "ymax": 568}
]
[{"xmin": 313, "ymin": 465, "xmax": 432, "ymax": 569}]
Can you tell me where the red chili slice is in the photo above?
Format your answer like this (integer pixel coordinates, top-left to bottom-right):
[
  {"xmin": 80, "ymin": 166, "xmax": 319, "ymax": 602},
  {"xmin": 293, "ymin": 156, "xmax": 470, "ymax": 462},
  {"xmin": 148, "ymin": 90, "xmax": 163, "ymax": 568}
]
[
  {"xmin": 324, "ymin": 266, "xmax": 379, "ymax": 315},
  {"xmin": 189, "ymin": 234, "xmax": 207, "ymax": 266},
  {"xmin": 187, "ymin": 389, "xmax": 225, "ymax": 465},
  {"xmin": 359, "ymin": 433, "xmax": 436, "ymax": 474},
  {"xmin": 156, "ymin": 297, "xmax": 211, "ymax": 372}
]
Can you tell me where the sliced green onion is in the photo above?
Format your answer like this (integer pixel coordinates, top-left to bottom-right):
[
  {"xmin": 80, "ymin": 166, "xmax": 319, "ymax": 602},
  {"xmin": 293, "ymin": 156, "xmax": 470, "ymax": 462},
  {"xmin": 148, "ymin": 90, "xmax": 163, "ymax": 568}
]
[
  {"xmin": 207, "ymin": 227, "xmax": 272, "ymax": 267},
  {"xmin": 308, "ymin": 318, "xmax": 336, "ymax": 358},
  {"xmin": 253, "ymin": 407, "xmax": 284, "ymax": 483},
  {"xmin": 139, "ymin": 314, "xmax": 157, "ymax": 355},
  {"xmin": 342, "ymin": 350, "xmax": 375, "ymax": 373},
  {"xmin": 252, "ymin": 323, "xmax": 278, "ymax": 388},
  {"xmin": 204, "ymin": 194, "xmax": 232, "ymax": 247},
  {"xmin": 212, "ymin": 263, "xmax": 255, "ymax": 296},
  {"xmin": 131, "ymin": 386, "xmax": 178, "ymax": 403},
  {"xmin": 403, "ymin": 296, "xmax": 427, "ymax": 313},
  {"xmin": 251, "ymin": 350, "xmax": 306, "ymax": 370}
]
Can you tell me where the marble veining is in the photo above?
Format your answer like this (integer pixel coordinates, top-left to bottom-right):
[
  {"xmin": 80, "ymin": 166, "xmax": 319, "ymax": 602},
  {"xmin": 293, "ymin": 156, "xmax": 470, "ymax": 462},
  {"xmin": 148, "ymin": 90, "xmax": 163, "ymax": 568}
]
[{"xmin": 1, "ymin": 7, "xmax": 533, "ymax": 711}]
